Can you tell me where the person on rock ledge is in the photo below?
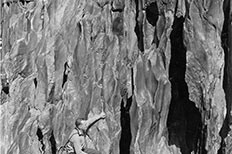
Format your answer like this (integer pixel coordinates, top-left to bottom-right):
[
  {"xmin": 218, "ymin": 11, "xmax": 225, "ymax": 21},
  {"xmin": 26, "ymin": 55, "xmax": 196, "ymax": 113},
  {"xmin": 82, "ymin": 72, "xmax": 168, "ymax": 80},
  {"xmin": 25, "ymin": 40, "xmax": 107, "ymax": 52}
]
[{"xmin": 59, "ymin": 112, "xmax": 106, "ymax": 154}]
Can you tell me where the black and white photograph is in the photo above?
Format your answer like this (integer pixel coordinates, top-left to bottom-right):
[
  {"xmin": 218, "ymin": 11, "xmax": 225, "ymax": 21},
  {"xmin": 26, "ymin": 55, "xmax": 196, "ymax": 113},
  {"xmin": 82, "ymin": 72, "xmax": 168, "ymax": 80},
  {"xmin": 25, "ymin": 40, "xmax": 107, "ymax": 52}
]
[{"xmin": 0, "ymin": 0, "xmax": 231, "ymax": 154}]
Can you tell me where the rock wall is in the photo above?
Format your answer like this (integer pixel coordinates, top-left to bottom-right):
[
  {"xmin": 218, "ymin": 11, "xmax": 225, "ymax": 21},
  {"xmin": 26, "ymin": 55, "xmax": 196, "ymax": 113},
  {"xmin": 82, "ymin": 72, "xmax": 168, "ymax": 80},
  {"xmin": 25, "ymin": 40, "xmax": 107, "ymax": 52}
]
[
  {"xmin": 219, "ymin": 0, "xmax": 232, "ymax": 153},
  {"xmin": 0, "ymin": 0, "xmax": 231, "ymax": 154},
  {"xmin": 184, "ymin": 0, "xmax": 226, "ymax": 153}
]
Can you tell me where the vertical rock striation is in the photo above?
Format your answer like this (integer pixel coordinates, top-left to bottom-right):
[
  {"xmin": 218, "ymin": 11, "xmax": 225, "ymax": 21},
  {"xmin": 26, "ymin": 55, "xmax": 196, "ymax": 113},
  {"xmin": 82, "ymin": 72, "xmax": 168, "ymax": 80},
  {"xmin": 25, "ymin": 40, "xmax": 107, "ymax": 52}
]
[
  {"xmin": 184, "ymin": 0, "xmax": 228, "ymax": 153},
  {"xmin": 0, "ymin": 0, "xmax": 231, "ymax": 154},
  {"xmin": 219, "ymin": 0, "xmax": 232, "ymax": 153}
]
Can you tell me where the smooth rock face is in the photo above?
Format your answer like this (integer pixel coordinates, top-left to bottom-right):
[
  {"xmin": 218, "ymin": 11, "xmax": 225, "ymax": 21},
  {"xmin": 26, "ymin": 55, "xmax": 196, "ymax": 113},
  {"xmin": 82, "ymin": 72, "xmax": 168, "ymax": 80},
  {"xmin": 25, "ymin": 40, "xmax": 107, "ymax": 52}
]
[{"xmin": 0, "ymin": 0, "xmax": 231, "ymax": 154}]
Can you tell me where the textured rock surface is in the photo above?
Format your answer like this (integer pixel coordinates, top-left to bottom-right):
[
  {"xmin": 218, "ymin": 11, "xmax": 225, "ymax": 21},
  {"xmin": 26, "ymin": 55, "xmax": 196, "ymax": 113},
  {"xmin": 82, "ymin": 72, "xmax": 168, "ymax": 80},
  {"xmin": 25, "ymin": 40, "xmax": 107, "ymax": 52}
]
[
  {"xmin": 0, "ymin": 0, "xmax": 231, "ymax": 154},
  {"xmin": 219, "ymin": 0, "xmax": 232, "ymax": 154},
  {"xmin": 184, "ymin": 0, "xmax": 226, "ymax": 153}
]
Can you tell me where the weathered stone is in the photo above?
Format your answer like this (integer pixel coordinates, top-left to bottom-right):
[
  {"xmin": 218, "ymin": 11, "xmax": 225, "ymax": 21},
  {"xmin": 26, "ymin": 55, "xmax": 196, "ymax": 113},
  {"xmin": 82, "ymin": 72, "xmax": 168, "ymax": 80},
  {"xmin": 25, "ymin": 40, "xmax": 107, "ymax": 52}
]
[{"xmin": 1, "ymin": 0, "xmax": 231, "ymax": 154}]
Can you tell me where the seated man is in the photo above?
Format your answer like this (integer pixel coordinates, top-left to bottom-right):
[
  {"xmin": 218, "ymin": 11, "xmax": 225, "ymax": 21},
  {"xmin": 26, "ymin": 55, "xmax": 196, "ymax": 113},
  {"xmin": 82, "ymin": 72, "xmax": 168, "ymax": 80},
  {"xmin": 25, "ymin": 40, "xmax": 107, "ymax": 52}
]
[{"xmin": 59, "ymin": 112, "xmax": 106, "ymax": 154}]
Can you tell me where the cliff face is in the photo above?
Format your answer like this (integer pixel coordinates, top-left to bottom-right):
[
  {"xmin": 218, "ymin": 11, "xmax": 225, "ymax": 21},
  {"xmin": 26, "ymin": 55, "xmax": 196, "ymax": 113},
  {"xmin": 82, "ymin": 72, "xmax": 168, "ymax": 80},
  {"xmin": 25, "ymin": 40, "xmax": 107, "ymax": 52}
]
[{"xmin": 0, "ymin": 0, "xmax": 231, "ymax": 154}]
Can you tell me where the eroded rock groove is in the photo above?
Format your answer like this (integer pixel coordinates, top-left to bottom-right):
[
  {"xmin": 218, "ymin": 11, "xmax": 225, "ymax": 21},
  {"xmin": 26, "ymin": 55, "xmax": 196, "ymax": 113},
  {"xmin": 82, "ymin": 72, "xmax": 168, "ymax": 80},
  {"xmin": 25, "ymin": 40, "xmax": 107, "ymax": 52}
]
[
  {"xmin": 119, "ymin": 96, "xmax": 132, "ymax": 154},
  {"xmin": 36, "ymin": 127, "xmax": 45, "ymax": 152},
  {"xmin": 49, "ymin": 131, "xmax": 57, "ymax": 154},
  {"xmin": 134, "ymin": 0, "xmax": 144, "ymax": 53},
  {"xmin": 167, "ymin": 16, "xmax": 202, "ymax": 154},
  {"xmin": 119, "ymin": 68, "xmax": 134, "ymax": 154}
]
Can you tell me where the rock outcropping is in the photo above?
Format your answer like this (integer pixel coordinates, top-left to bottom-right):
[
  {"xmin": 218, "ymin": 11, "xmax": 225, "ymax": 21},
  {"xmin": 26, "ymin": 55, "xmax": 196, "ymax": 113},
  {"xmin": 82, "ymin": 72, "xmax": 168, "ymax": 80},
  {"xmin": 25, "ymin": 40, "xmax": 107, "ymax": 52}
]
[{"xmin": 0, "ymin": 0, "xmax": 231, "ymax": 154}]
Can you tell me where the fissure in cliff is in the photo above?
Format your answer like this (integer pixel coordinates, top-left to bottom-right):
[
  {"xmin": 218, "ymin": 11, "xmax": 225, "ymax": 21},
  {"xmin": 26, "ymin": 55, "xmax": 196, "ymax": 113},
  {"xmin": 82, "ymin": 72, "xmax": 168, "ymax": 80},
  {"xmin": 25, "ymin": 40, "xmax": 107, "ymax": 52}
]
[
  {"xmin": 36, "ymin": 127, "xmax": 45, "ymax": 153},
  {"xmin": 134, "ymin": 0, "xmax": 144, "ymax": 53},
  {"xmin": 167, "ymin": 16, "xmax": 203, "ymax": 154},
  {"xmin": 119, "ymin": 68, "xmax": 134, "ymax": 154},
  {"xmin": 50, "ymin": 130, "xmax": 57, "ymax": 154}
]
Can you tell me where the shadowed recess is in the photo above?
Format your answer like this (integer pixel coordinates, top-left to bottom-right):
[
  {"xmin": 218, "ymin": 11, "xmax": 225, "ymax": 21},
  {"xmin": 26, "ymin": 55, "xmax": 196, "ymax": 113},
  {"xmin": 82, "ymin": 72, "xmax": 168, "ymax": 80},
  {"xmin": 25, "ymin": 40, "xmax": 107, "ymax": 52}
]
[
  {"xmin": 2, "ymin": 85, "xmax": 9, "ymax": 95},
  {"xmin": 49, "ymin": 130, "xmax": 57, "ymax": 154},
  {"xmin": 19, "ymin": 0, "xmax": 32, "ymax": 5},
  {"xmin": 62, "ymin": 62, "xmax": 69, "ymax": 88},
  {"xmin": 145, "ymin": 2, "xmax": 159, "ymax": 27},
  {"xmin": 134, "ymin": 0, "xmax": 144, "ymax": 53},
  {"xmin": 145, "ymin": 2, "xmax": 160, "ymax": 46},
  {"xmin": 167, "ymin": 16, "xmax": 203, "ymax": 154},
  {"xmin": 119, "ymin": 96, "xmax": 132, "ymax": 154},
  {"xmin": 33, "ymin": 78, "xmax": 37, "ymax": 88},
  {"xmin": 36, "ymin": 127, "xmax": 45, "ymax": 152},
  {"xmin": 119, "ymin": 69, "xmax": 134, "ymax": 154},
  {"xmin": 1, "ymin": 78, "xmax": 9, "ymax": 94},
  {"xmin": 2, "ymin": 0, "xmax": 32, "ymax": 7}
]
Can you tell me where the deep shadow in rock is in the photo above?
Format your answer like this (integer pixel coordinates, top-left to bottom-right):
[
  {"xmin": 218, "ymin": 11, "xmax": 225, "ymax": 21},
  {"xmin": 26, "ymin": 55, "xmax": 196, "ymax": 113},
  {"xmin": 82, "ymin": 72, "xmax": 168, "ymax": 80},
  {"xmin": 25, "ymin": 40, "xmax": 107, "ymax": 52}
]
[
  {"xmin": 50, "ymin": 130, "xmax": 57, "ymax": 154},
  {"xmin": 145, "ymin": 2, "xmax": 159, "ymax": 27},
  {"xmin": 62, "ymin": 62, "xmax": 69, "ymax": 88},
  {"xmin": 167, "ymin": 16, "xmax": 205, "ymax": 154},
  {"xmin": 134, "ymin": 0, "xmax": 144, "ymax": 53},
  {"xmin": 36, "ymin": 127, "xmax": 45, "ymax": 152},
  {"xmin": 119, "ymin": 68, "xmax": 133, "ymax": 154},
  {"xmin": 33, "ymin": 78, "xmax": 37, "ymax": 88},
  {"xmin": 119, "ymin": 96, "xmax": 132, "ymax": 154},
  {"xmin": 1, "ymin": 78, "xmax": 9, "ymax": 95},
  {"xmin": 145, "ymin": 2, "xmax": 160, "ymax": 46}
]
